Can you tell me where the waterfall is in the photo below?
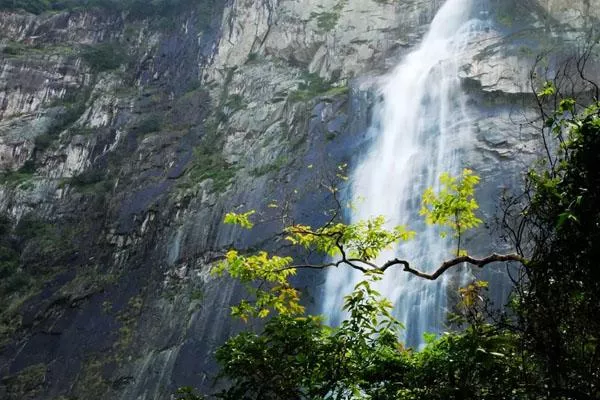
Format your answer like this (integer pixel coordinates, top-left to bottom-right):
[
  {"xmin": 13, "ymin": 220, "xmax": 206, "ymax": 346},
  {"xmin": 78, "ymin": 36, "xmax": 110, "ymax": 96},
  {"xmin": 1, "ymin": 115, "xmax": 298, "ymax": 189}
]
[{"xmin": 322, "ymin": 0, "xmax": 491, "ymax": 348}]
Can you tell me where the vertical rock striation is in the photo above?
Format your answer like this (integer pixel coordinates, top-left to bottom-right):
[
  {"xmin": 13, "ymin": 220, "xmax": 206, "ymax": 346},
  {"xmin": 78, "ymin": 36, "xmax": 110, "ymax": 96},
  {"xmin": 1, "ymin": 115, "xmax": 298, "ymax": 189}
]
[{"xmin": 0, "ymin": 0, "xmax": 597, "ymax": 398}]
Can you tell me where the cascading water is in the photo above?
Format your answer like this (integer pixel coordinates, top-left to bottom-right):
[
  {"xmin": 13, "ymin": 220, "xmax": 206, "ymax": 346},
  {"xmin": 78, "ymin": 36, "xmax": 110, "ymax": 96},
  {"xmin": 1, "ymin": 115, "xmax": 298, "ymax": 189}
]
[{"xmin": 322, "ymin": 0, "xmax": 491, "ymax": 348}]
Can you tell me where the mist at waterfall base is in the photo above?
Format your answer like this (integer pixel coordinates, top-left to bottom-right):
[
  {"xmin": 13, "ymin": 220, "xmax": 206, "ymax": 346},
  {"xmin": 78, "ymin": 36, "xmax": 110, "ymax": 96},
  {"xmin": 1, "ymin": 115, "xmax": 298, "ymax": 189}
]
[{"xmin": 321, "ymin": 0, "xmax": 493, "ymax": 349}]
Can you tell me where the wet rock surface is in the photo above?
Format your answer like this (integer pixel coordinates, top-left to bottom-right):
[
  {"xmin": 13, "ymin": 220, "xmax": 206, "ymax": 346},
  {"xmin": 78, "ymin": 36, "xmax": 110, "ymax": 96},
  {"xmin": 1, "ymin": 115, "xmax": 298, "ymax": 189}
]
[{"xmin": 0, "ymin": 0, "xmax": 597, "ymax": 398}]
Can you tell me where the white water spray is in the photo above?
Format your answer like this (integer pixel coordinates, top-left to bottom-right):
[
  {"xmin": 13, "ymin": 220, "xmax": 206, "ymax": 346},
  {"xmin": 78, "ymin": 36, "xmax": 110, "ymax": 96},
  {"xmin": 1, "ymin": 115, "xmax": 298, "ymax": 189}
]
[{"xmin": 322, "ymin": 0, "xmax": 491, "ymax": 347}]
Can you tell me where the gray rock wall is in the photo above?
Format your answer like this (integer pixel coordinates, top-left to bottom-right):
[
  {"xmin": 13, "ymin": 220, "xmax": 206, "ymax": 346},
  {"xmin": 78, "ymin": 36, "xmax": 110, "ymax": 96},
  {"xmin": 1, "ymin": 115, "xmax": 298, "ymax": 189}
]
[{"xmin": 0, "ymin": 0, "xmax": 597, "ymax": 398}]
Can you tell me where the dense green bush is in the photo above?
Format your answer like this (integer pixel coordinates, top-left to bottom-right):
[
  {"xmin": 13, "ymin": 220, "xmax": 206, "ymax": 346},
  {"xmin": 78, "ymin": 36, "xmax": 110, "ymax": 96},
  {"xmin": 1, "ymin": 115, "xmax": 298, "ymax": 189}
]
[
  {"xmin": 33, "ymin": 133, "xmax": 54, "ymax": 151},
  {"xmin": 0, "ymin": 247, "xmax": 19, "ymax": 279},
  {"xmin": 14, "ymin": 215, "xmax": 51, "ymax": 240},
  {"xmin": 33, "ymin": 92, "xmax": 89, "ymax": 154},
  {"xmin": 0, "ymin": 215, "xmax": 29, "ymax": 296},
  {"xmin": 0, "ymin": 161, "xmax": 36, "ymax": 186},
  {"xmin": 68, "ymin": 168, "xmax": 105, "ymax": 188},
  {"xmin": 289, "ymin": 72, "xmax": 349, "ymax": 102},
  {"xmin": 80, "ymin": 42, "xmax": 128, "ymax": 72},
  {"xmin": 2, "ymin": 44, "xmax": 22, "ymax": 55},
  {"xmin": 136, "ymin": 116, "xmax": 162, "ymax": 135}
]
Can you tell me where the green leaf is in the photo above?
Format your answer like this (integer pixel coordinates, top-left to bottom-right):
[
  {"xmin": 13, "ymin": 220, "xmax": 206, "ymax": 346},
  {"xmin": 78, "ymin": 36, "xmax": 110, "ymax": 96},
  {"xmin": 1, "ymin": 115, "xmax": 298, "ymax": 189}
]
[
  {"xmin": 224, "ymin": 210, "xmax": 256, "ymax": 229},
  {"xmin": 420, "ymin": 169, "xmax": 482, "ymax": 238}
]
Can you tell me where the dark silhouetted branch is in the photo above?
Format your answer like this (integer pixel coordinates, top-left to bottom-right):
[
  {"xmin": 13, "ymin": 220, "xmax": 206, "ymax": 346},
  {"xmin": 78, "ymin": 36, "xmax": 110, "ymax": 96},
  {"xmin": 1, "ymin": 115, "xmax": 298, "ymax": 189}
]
[
  {"xmin": 288, "ymin": 253, "xmax": 526, "ymax": 280},
  {"xmin": 380, "ymin": 253, "xmax": 525, "ymax": 280}
]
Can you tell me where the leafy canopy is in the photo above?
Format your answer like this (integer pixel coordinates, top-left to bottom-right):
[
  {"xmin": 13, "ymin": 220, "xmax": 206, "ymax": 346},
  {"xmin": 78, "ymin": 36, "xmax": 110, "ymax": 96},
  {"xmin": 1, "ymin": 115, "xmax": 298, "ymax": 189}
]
[
  {"xmin": 208, "ymin": 272, "xmax": 535, "ymax": 400},
  {"xmin": 214, "ymin": 169, "xmax": 479, "ymax": 320},
  {"xmin": 285, "ymin": 217, "xmax": 415, "ymax": 261},
  {"xmin": 420, "ymin": 168, "xmax": 482, "ymax": 239}
]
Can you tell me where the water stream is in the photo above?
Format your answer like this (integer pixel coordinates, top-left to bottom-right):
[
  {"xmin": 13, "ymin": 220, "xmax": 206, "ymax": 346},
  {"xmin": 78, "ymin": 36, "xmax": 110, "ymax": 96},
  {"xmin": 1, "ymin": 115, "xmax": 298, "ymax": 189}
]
[{"xmin": 322, "ymin": 0, "xmax": 491, "ymax": 348}]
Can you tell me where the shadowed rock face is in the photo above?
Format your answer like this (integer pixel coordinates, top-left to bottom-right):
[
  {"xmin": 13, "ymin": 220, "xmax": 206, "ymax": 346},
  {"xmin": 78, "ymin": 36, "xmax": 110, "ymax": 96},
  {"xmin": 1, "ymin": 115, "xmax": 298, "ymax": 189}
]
[{"xmin": 0, "ymin": 1, "xmax": 597, "ymax": 398}]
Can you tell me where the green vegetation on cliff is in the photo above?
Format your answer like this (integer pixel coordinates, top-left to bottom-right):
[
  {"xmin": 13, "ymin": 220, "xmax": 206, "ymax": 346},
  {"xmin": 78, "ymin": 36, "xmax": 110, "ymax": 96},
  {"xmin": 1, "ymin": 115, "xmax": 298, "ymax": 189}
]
[
  {"xmin": 80, "ymin": 42, "xmax": 129, "ymax": 72},
  {"xmin": 0, "ymin": 0, "xmax": 217, "ymax": 17}
]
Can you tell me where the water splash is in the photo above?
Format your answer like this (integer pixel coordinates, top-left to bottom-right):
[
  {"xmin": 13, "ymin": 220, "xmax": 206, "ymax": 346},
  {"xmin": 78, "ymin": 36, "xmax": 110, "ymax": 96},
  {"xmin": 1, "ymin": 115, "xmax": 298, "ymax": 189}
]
[{"xmin": 322, "ymin": 0, "xmax": 491, "ymax": 348}]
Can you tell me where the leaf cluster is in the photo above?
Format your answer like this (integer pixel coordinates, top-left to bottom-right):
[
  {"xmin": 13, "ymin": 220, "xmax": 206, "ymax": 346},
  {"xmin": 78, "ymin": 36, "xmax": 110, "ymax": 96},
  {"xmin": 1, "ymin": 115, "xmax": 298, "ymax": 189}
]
[
  {"xmin": 420, "ymin": 168, "xmax": 482, "ymax": 240},
  {"xmin": 212, "ymin": 250, "xmax": 302, "ymax": 321},
  {"xmin": 219, "ymin": 210, "xmax": 417, "ymax": 319},
  {"xmin": 285, "ymin": 217, "xmax": 415, "ymax": 261},
  {"xmin": 218, "ymin": 168, "xmax": 483, "ymax": 320}
]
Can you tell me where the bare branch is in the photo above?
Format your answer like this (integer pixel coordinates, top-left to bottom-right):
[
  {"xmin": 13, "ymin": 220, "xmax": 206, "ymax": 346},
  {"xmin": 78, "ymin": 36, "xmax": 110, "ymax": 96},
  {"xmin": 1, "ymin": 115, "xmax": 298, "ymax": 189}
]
[
  {"xmin": 286, "ymin": 253, "xmax": 525, "ymax": 280},
  {"xmin": 381, "ymin": 253, "xmax": 525, "ymax": 280}
]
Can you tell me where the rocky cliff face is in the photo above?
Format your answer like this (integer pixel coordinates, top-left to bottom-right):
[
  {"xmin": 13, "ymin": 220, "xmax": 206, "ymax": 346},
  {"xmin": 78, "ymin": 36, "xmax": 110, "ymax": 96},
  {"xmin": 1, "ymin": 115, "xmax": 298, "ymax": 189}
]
[{"xmin": 0, "ymin": 0, "xmax": 597, "ymax": 398}]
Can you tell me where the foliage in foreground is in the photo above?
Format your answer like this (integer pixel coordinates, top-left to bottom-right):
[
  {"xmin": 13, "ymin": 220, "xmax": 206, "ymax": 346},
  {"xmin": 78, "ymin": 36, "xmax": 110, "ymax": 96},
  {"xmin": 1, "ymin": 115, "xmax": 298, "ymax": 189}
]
[
  {"xmin": 213, "ymin": 167, "xmax": 483, "ymax": 322},
  {"xmin": 213, "ymin": 275, "xmax": 540, "ymax": 400},
  {"xmin": 512, "ymin": 89, "xmax": 600, "ymax": 398},
  {"xmin": 177, "ymin": 87, "xmax": 600, "ymax": 399}
]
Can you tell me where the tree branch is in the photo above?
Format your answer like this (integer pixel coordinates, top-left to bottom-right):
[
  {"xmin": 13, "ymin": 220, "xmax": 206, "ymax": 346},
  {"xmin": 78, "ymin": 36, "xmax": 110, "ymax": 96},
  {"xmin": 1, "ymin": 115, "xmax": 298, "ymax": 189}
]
[
  {"xmin": 287, "ymin": 253, "xmax": 525, "ymax": 280},
  {"xmin": 381, "ymin": 253, "xmax": 525, "ymax": 280},
  {"xmin": 291, "ymin": 259, "xmax": 369, "ymax": 273}
]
